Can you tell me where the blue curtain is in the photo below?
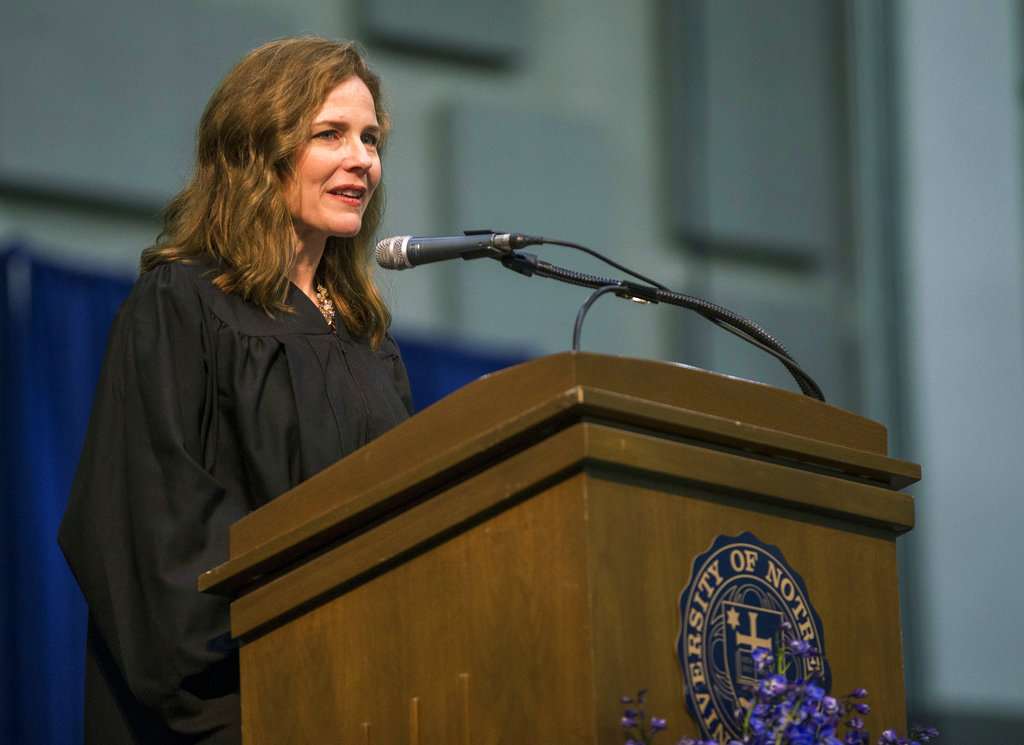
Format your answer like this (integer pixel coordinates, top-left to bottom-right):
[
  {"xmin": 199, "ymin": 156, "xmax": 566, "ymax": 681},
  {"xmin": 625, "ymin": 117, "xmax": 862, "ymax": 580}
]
[
  {"xmin": 0, "ymin": 244, "xmax": 529, "ymax": 745},
  {"xmin": 398, "ymin": 335, "xmax": 532, "ymax": 414},
  {"xmin": 1, "ymin": 246, "xmax": 135, "ymax": 744}
]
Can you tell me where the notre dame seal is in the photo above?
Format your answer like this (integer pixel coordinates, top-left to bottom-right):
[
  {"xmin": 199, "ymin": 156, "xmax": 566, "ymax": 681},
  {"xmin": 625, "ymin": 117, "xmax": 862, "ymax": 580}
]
[{"xmin": 676, "ymin": 532, "xmax": 830, "ymax": 742}]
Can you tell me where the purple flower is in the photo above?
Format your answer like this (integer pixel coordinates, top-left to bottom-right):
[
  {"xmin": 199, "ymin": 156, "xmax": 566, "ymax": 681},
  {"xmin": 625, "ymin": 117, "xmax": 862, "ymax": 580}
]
[
  {"xmin": 911, "ymin": 726, "xmax": 939, "ymax": 742},
  {"xmin": 760, "ymin": 674, "xmax": 788, "ymax": 696},
  {"xmin": 751, "ymin": 646, "xmax": 774, "ymax": 671},
  {"xmin": 804, "ymin": 682, "xmax": 826, "ymax": 702},
  {"xmin": 788, "ymin": 710, "xmax": 809, "ymax": 727},
  {"xmin": 788, "ymin": 726, "xmax": 816, "ymax": 745},
  {"xmin": 625, "ymin": 632, "xmax": 938, "ymax": 745},
  {"xmin": 788, "ymin": 638, "xmax": 812, "ymax": 656},
  {"xmin": 821, "ymin": 695, "xmax": 841, "ymax": 715}
]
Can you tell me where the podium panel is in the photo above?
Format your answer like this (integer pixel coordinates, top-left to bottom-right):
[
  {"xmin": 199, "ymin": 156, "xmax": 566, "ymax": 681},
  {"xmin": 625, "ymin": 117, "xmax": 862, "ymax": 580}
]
[{"xmin": 200, "ymin": 353, "xmax": 918, "ymax": 744}]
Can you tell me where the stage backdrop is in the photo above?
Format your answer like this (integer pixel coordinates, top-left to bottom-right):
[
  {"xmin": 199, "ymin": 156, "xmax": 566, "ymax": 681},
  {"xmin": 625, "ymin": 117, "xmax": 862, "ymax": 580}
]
[{"xmin": 0, "ymin": 244, "xmax": 529, "ymax": 745}]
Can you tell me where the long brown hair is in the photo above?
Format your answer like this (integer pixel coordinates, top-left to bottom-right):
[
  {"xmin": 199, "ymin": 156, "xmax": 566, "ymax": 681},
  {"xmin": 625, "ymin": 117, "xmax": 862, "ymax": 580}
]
[{"xmin": 140, "ymin": 38, "xmax": 393, "ymax": 346}]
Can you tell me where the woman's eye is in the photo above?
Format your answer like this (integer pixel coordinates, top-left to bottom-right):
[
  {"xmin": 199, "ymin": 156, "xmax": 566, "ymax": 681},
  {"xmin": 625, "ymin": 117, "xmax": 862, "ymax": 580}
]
[
  {"xmin": 361, "ymin": 132, "xmax": 379, "ymax": 147},
  {"xmin": 313, "ymin": 129, "xmax": 337, "ymax": 141}
]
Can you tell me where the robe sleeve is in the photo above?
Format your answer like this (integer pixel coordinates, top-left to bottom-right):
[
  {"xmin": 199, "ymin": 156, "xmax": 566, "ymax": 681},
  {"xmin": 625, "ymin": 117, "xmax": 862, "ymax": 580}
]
[{"xmin": 58, "ymin": 262, "xmax": 241, "ymax": 737}]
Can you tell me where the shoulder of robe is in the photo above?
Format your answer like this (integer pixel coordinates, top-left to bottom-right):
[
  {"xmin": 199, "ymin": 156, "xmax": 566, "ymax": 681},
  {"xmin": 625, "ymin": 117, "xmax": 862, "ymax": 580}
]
[{"xmin": 133, "ymin": 257, "xmax": 324, "ymax": 337}]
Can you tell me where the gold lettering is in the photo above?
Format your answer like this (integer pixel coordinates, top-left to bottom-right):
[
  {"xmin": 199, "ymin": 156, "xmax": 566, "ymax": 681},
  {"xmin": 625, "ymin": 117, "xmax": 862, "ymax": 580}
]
[
  {"xmin": 798, "ymin": 616, "xmax": 814, "ymax": 637},
  {"xmin": 687, "ymin": 632, "xmax": 702, "ymax": 657},
  {"xmin": 688, "ymin": 661, "xmax": 705, "ymax": 685},
  {"xmin": 743, "ymin": 549, "xmax": 758, "ymax": 572},
  {"xmin": 697, "ymin": 570, "xmax": 716, "ymax": 596},
  {"xmin": 729, "ymin": 549, "xmax": 746, "ymax": 572},
  {"xmin": 688, "ymin": 607, "xmax": 704, "ymax": 631},
  {"xmin": 791, "ymin": 595, "xmax": 808, "ymax": 619},
  {"xmin": 705, "ymin": 559, "xmax": 723, "ymax": 586},
  {"xmin": 704, "ymin": 706, "xmax": 719, "ymax": 729}
]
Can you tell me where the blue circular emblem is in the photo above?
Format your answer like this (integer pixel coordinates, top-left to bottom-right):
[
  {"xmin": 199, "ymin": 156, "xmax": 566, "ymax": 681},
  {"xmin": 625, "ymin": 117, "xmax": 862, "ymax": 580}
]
[{"xmin": 677, "ymin": 532, "xmax": 830, "ymax": 742}]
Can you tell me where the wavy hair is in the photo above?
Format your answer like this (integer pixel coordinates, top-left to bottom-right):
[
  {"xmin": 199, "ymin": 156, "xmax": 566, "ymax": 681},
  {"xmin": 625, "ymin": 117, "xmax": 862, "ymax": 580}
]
[{"xmin": 140, "ymin": 38, "xmax": 392, "ymax": 346}]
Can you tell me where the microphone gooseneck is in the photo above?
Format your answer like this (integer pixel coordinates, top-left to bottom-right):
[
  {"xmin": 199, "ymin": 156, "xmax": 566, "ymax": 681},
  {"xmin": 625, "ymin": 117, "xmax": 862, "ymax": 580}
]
[{"xmin": 375, "ymin": 230, "xmax": 825, "ymax": 401}]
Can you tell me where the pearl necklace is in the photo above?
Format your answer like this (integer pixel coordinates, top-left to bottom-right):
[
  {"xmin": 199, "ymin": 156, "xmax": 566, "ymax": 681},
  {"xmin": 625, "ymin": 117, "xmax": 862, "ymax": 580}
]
[{"xmin": 315, "ymin": 284, "xmax": 336, "ymax": 332}]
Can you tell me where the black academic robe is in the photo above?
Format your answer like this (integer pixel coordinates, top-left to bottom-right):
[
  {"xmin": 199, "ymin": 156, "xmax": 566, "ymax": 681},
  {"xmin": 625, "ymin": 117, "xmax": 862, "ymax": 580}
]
[{"xmin": 58, "ymin": 256, "xmax": 413, "ymax": 744}]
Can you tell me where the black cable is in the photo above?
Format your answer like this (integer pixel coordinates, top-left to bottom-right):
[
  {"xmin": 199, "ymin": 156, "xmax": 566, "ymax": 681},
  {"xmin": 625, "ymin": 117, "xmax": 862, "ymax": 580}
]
[
  {"xmin": 573, "ymin": 285, "xmax": 623, "ymax": 350},
  {"xmin": 499, "ymin": 246, "xmax": 825, "ymax": 401},
  {"xmin": 541, "ymin": 237, "xmax": 670, "ymax": 290}
]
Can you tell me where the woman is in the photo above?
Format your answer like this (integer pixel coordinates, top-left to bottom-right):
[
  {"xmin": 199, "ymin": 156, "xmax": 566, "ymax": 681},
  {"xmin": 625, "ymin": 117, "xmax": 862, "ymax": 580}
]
[{"xmin": 58, "ymin": 38, "xmax": 413, "ymax": 744}]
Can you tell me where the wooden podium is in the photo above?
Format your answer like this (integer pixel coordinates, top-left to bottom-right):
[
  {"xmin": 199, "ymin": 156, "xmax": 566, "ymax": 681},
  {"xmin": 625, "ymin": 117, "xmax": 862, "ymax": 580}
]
[{"xmin": 200, "ymin": 352, "xmax": 919, "ymax": 744}]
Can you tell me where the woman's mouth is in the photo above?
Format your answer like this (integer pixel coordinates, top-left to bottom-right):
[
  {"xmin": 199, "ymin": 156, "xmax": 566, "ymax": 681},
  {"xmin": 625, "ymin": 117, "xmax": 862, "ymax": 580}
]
[{"xmin": 329, "ymin": 186, "xmax": 365, "ymax": 205}]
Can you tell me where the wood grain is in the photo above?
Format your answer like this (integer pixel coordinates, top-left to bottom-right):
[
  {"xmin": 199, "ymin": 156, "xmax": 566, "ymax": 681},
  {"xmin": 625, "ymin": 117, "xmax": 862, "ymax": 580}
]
[{"xmin": 194, "ymin": 352, "xmax": 918, "ymax": 744}]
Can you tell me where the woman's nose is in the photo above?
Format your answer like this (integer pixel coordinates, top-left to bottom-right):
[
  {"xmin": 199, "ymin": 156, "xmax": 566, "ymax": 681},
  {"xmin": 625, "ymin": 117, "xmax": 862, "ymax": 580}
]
[{"xmin": 344, "ymin": 141, "xmax": 373, "ymax": 172}]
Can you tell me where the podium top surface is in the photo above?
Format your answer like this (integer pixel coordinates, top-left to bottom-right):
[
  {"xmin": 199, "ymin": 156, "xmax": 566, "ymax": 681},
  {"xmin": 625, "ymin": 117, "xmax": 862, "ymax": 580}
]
[{"xmin": 199, "ymin": 352, "xmax": 919, "ymax": 598}]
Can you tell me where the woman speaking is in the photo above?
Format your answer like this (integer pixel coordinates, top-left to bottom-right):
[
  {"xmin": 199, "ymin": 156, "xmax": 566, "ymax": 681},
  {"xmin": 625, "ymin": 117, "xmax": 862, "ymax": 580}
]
[{"xmin": 58, "ymin": 38, "xmax": 413, "ymax": 744}]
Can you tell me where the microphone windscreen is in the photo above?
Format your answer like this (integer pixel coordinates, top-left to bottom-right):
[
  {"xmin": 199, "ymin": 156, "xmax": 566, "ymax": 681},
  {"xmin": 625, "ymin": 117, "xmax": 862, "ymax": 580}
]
[{"xmin": 375, "ymin": 236, "xmax": 409, "ymax": 270}]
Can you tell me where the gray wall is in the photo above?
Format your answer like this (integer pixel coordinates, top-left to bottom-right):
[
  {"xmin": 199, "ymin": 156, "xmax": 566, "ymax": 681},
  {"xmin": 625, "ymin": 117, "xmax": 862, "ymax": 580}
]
[
  {"xmin": 896, "ymin": 0, "xmax": 1024, "ymax": 732},
  {"xmin": 2, "ymin": 0, "xmax": 1022, "ymax": 737}
]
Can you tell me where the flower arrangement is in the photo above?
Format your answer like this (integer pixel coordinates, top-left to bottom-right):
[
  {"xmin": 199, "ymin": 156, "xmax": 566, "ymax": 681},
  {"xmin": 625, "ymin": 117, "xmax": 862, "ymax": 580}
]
[
  {"xmin": 621, "ymin": 631, "xmax": 938, "ymax": 745},
  {"xmin": 621, "ymin": 689, "xmax": 667, "ymax": 745}
]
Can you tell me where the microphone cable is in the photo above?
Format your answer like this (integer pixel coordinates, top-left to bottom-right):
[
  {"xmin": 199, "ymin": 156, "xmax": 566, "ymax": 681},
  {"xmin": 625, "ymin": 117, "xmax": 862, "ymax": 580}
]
[{"xmin": 497, "ymin": 238, "xmax": 825, "ymax": 402}]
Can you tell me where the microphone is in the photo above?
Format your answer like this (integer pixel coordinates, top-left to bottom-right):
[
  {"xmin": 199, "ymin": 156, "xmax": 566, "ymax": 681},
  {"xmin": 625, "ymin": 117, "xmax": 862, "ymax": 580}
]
[{"xmin": 375, "ymin": 233, "xmax": 542, "ymax": 270}]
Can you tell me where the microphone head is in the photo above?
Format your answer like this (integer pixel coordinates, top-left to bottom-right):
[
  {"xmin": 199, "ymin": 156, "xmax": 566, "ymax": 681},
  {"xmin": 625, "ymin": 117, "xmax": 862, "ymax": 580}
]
[{"xmin": 375, "ymin": 236, "xmax": 411, "ymax": 270}]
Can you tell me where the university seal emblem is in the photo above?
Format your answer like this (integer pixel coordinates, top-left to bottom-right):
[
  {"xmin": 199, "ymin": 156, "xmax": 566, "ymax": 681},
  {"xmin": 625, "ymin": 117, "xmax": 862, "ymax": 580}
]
[{"xmin": 676, "ymin": 532, "xmax": 830, "ymax": 741}]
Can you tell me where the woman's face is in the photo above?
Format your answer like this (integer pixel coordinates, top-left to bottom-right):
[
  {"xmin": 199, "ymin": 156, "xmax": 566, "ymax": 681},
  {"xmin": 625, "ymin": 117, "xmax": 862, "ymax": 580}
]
[{"xmin": 284, "ymin": 76, "xmax": 382, "ymax": 252}]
